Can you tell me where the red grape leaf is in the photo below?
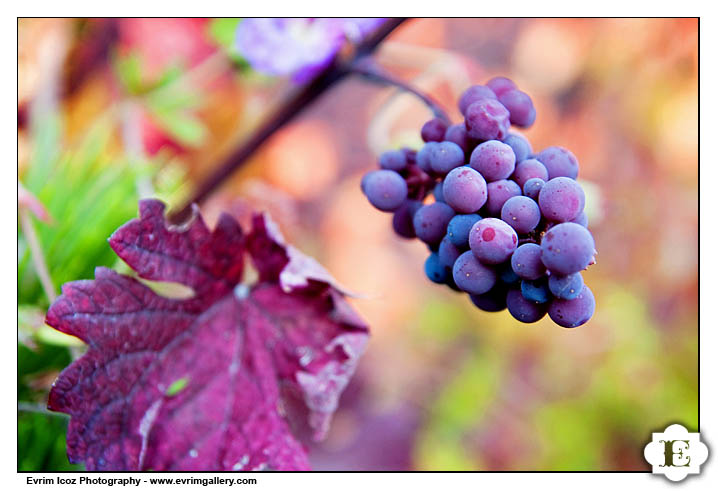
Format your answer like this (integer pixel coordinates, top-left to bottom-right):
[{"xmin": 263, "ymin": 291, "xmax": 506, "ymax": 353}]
[{"xmin": 46, "ymin": 199, "xmax": 368, "ymax": 471}]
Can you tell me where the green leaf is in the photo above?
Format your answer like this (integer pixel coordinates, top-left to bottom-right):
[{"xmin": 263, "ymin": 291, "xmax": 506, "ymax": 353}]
[{"xmin": 149, "ymin": 109, "xmax": 207, "ymax": 147}]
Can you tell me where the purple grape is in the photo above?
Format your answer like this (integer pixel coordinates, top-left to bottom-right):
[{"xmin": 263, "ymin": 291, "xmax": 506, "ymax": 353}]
[
  {"xmin": 417, "ymin": 142, "xmax": 439, "ymax": 173},
  {"xmin": 571, "ymin": 211, "xmax": 589, "ymax": 228},
  {"xmin": 458, "ymin": 85, "xmax": 498, "ymax": 115},
  {"xmin": 379, "ymin": 149, "xmax": 408, "ymax": 171},
  {"xmin": 512, "ymin": 158, "xmax": 549, "ymax": 189},
  {"xmin": 429, "ymin": 141, "xmax": 465, "ymax": 175},
  {"xmin": 469, "ymin": 217, "xmax": 518, "ymax": 265},
  {"xmin": 485, "ymin": 179, "xmax": 522, "ymax": 216},
  {"xmin": 498, "ymin": 89, "xmax": 536, "ymax": 127},
  {"xmin": 511, "ymin": 243, "xmax": 546, "ymax": 280},
  {"xmin": 433, "ymin": 181, "xmax": 445, "ymax": 203},
  {"xmin": 392, "ymin": 199, "xmax": 422, "ymax": 238},
  {"xmin": 413, "ymin": 202, "xmax": 456, "ymax": 245},
  {"xmin": 443, "ymin": 123, "xmax": 474, "ymax": 156},
  {"xmin": 469, "ymin": 140, "xmax": 516, "ymax": 182},
  {"xmin": 538, "ymin": 177, "xmax": 585, "ymax": 223},
  {"xmin": 438, "ymin": 235, "xmax": 462, "ymax": 268},
  {"xmin": 486, "ymin": 76, "xmax": 517, "ymax": 97},
  {"xmin": 501, "ymin": 196, "xmax": 541, "ymax": 234},
  {"xmin": 362, "ymin": 170, "xmax": 408, "ymax": 211},
  {"xmin": 548, "ymin": 272, "xmax": 584, "ymax": 300},
  {"xmin": 421, "ymin": 117, "xmax": 449, "ymax": 143},
  {"xmin": 540, "ymin": 222, "xmax": 596, "ymax": 275},
  {"xmin": 464, "ymin": 98, "xmax": 511, "ymax": 141},
  {"xmin": 498, "ymin": 262, "xmax": 520, "ymax": 284},
  {"xmin": 536, "ymin": 146, "xmax": 579, "ymax": 180},
  {"xmin": 452, "ymin": 250, "xmax": 497, "ymax": 295},
  {"xmin": 548, "ymin": 285, "xmax": 595, "ymax": 328},
  {"xmin": 470, "ymin": 285, "xmax": 508, "ymax": 312},
  {"xmin": 447, "ymin": 214, "xmax": 481, "ymax": 247},
  {"xmin": 443, "ymin": 167, "xmax": 488, "ymax": 214},
  {"xmin": 520, "ymin": 278, "xmax": 551, "ymax": 304},
  {"xmin": 503, "ymin": 133, "xmax": 532, "ymax": 162},
  {"xmin": 506, "ymin": 289, "xmax": 547, "ymax": 323},
  {"xmin": 425, "ymin": 253, "xmax": 449, "ymax": 284},
  {"xmin": 523, "ymin": 178, "xmax": 545, "ymax": 200}
]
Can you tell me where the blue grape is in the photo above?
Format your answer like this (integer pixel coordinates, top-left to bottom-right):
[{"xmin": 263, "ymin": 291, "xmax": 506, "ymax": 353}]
[
  {"xmin": 458, "ymin": 85, "xmax": 498, "ymax": 115},
  {"xmin": 538, "ymin": 177, "xmax": 585, "ymax": 223},
  {"xmin": 421, "ymin": 117, "xmax": 448, "ymax": 142},
  {"xmin": 499, "ymin": 262, "xmax": 520, "ymax": 284},
  {"xmin": 501, "ymin": 196, "xmax": 541, "ymax": 234},
  {"xmin": 443, "ymin": 167, "xmax": 488, "ymax": 214},
  {"xmin": 413, "ymin": 202, "xmax": 456, "ymax": 245},
  {"xmin": 503, "ymin": 133, "xmax": 532, "ymax": 162},
  {"xmin": 452, "ymin": 250, "xmax": 497, "ymax": 295},
  {"xmin": 470, "ymin": 285, "xmax": 508, "ymax": 312},
  {"xmin": 486, "ymin": 76, "xmax": 517, "ymax": 97},
  {"xmin": 540, "ymin": 222, "xmax": 596, "ymax": 275},
  {"xmin": 362, "ymin": 170, "xmax": 408, "ymax": 211},
  {"xmin": 571, "ymin": 211, "xmax": 589, "ymax": 228},
  {"xmin": 392, "ymin": 200, "xmax": 422, "ymax": 238},
  {"xmin": 498, "ymin": 89, "xmax": 536, "ymax": 127},
  {"xmin": 469, "ymin": 217, "xmax": 518, "ymax": 264},
  {"xmin": 429, "ymin": 141, "xmax": 465, "ymax": 175},
  {"xmin": 464, "ymin": 98, "xmax": 511, "ymax": 141},
  {"xmin": 469, "ymin": 140, "xmax": 516, "ymax": 182},
  {"xmin": 485, "ymin": 179, "xmax": 522, "ymax": 216},
  {"xmin": 444, "ymin": 123, "xmax": 475, "ymax": 156},
  {"xmin": 548, "ymin": 285, "xmax": 595, "ymax": 327},
  {"xmin": 417, "ymin": 142, "xmax": 439, "ymax": 173},
  {"xmin": 511, "ymin": 243, "xmax": 546, "ymax": 280},
  {"xmin": 506, "ymin": 289, "xmax": 547, "ymax": 323},
  {"xmin": 447, "ymin": 214, "xmax": 481, "ymax": 247},
  {"xmin": 438, "ymin": 235, "xmax": 462, "ymax": 269},
  {"xmin": 512, "ymin": 158, "xmax": 548, "ymax": 189},
  {"xmin": 523, "ymin": 178, "xmax": 545, "ymax": 200},
  {"xmin": 536, "ymin": 146, "xmax": 579, "ymax": 180},
  {"xmin": 521, "ymin": 278, "xmax": 551, "ymax": 304},
  {"xmin": 548, "ymin": 272, "xmax": 584, "ymax": 300},
  {"xmin": 379, "ymin": 149, "xmax": 408, "ymax": 171},
  {"xmin": 425, "ymin": 253, "xmax": 449, "ymax": 284},
  {"xmin": 433, "ymin": 181, "xmax": 445, "ymax": 203}
]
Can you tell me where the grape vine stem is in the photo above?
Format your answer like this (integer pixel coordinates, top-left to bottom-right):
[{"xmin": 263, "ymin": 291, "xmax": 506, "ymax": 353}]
[{"xmin": 170, "ymin": 18, "xmax": 438, "ymax": 223}]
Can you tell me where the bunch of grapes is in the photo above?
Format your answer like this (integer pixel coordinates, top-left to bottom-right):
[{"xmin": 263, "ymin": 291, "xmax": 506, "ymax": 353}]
[{"xmin": 361, "ymin": 77, "xmax": 596, "ymax": 327}]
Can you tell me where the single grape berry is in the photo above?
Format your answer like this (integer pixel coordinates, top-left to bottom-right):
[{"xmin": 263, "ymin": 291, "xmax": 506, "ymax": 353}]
[
  {"xmin": 421, "ymin": 118, "xmax": 449, "ymax": 143},
  {"xmin": 429, "ymin": 141, "xmax": 465, "ymax": 175},
  {"xmin": 417, "ymin": 142, "xmax": 439, "ymax": 173},
  {"xmin": 512, "ymin": 158, "xmax": 549, "ymax": 189},
  {"xmin": 538, "ymin": 177, "xmax": 586, "ymax": 223},
  {"xmin": 469, "ymin": 140, "xmax": 517, "ymax": 182},
  {"xmin": 379, "ymin": 149, "xmax": 408, "ymax": 171},
  {"xmin": 362, "ymin": 170, "xmax": 408, "ymax": 212},
  {"xmin": 506, "ymin": 289, "xmax": 547, "ymax": 323},
  {"xmin": 486, "ymin": 76, "xmax": 517, "ymax": 97},
  {"xmin": 498, "ymin": 89, "xmax": 536, "ymax": 127},
  {"xmin": 501, "ymin": 196, "xmax": 541, "ymax": 234},
  {"xmin": 523, "ymin": 178, "xmax": 545, "ymax": 200},
  {"xmin": 571, "ymin": 211, "xmax": 589, "ymax": 228},
  {"xmin": 452, "ymin": 250, "xmax": 497, "ymax": 295},
  {"xmin": 438, "ymin": 235, "xmax": 462, "ymax": 269},
  {"xmin": 447, "ymin": 214, "xmax": 481, "ymax": 247},
  {"xmin": 433, "ymin": 181, "xmax": 445, "ymax": 203},
  {"xmin": 536, "ymin": 146, "xmax": 579, "ymax": 180},
  {"xmin": 469, "ymin": 217, "xmax": 518, "ymax": 264},
  {"xmin": 443, "ymin": 167, "xmax": 488, "ymax": 214},
  {"xmin": 413, "ymin": 202, "xmax": 456, "ymax": 245},
  {"xmin": 485, "ymin": 179, "xmax": 522, "ymax": 216},
  {"xmin": 392, "ymin": 200, "xmax": 422, "ymax": 238},
  {"xmin": 498, "ymin": 262, "xmax": 520, "ymax": 285},
  {"xmin": 520, "ymin": 278, "xmax": 551, "ymax": 304},
  {"xmin": 443, "ymin": 123, "xmax": 474, "ymax": 156},
  {"xmin": 425, "ymin": 253, "xmax": 449, "ymax": 284},
  {"xmin": 464, "ymin": 98, "xmax": 511, "ymax": 141},
  {"xmin": 540, "ymin": 222, "xmax": 596, "ymax": 275},
  {"xmin": 548, "ymin": 285, "xmax": 595, "ymax": 327},
  {"xmin": 548, "ymin": 272, "xmax": 584, "ymax": 300},
  {"xmin": 511, "ymin": 243, "xmax": 546, "ymax": 280},
  {"xmin": 503, "ymin": 133, "xmax": 532, "ymax": 162},
  {"xmin": 458, "ymin": 85, "xmax": 498, "ymax": 115},
  {"xmin": 470, "ymin": 285, "xmax": 508, "ymax": 312}
]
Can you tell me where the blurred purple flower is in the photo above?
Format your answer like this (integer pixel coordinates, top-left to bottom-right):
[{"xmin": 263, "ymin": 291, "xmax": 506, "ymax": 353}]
[{"xmin": 236, "ymin": 18, "xmax": 386, "ymax": 83}]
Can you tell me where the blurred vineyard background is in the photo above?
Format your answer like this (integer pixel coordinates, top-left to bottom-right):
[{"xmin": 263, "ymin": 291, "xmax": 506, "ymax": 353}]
[{"xmin": 17, "ymin": 18, "xmax": 698, "ymax": 471}]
